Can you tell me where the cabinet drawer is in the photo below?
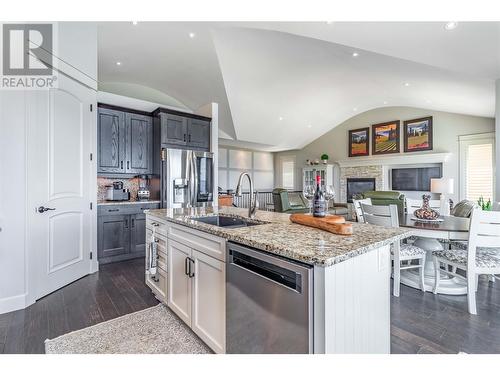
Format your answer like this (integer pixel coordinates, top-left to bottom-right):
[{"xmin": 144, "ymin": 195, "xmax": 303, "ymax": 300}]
[
  {"xmin": 98, "ymin": 202, "xmax": 160, "ymax": 216},
  {"xmin": 146, "ymin": 268, "xmax": 167, "ymax": 303},
  {"xmin": 146, "ymin": 217, "xmax": 168, "ymax": 237},
  {"xmin": 168, "ymin": 223, "xmax": 226, "ymax": 261}
]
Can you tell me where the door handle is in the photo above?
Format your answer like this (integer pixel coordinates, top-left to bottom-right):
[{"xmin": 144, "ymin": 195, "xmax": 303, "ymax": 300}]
[
  {"xmin": 188, "ymin": 257, "xmax": 195, "ymax": 278},
  {"xmin": 185, "ymin": 257, "xmax": 190, "ymax": 276},
  {"xmin": 131, "ymin": 218, "xmax": 135, "ymax": 228},
  {"xmin": 188, "ymin": 134, "xmax": 191, "ymax": 142},
  {"xmin": 124, "ymin": 218, "xmax": 129, "ymax": 229},
  {"xmin": 183, "ymin": 133, "xmax": 186, "ymax": 142},
  {"xmin": 38, "ymin": 206, "xmax": 55, "ymax": 213},
  {"xmin": 127, "ymin": 160, "xmax": 130, "ymax": 169},
  {"xmin": 121, "ymin": 161, "xmax": 123, "ymax": 169}
]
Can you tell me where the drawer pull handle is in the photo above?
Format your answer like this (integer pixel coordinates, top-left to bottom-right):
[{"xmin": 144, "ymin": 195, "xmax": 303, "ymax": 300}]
[{"xmin": 108, "ymin": 209, "xmax": 119, "ymax": 212}]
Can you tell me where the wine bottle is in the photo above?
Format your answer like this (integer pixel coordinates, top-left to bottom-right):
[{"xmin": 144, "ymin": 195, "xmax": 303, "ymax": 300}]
[{"xmin": 313, "ymin": 174, "xmax": 326, "ymax": 217}]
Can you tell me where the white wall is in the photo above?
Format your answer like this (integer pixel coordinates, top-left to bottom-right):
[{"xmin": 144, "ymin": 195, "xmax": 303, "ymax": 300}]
[
  {"xmin": 0, "ymin": 91, "xmax": 28, "ymax": 312},
  {"xmin": 275, "ymin": 106, "xmax": 495, "ymax": 203},
  {"xmin": 218, "ymin": 147, "xmax": 274, "ymax": 192},
  {"xmin": 496, "ymin": 79, "xmax": 500, "ymax": 201}
]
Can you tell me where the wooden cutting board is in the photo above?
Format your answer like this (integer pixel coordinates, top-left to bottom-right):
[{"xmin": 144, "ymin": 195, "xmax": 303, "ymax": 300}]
[{"xmin": 289, "ymin": 213, "xmax": 353, "ymax": 236}]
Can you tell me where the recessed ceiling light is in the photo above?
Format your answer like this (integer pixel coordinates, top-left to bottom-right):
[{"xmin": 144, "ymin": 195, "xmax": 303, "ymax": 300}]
[
  {"xmin": 444, "ymin": 22, "xmax": 458, "ymax": 31},
  {"xmin": 404, "ymin": 82, "xmax": 410, "ymax": 87},
  {"xmin": 279, "ymin": 116, "xmax": 283, "ymax": 121},
  {"xmin": 383, "ymin": 101, "xmax": 388, "ymax": 105},
  {"xmin": 116, "ymin": 61, "xmax": 122, "ymax": 66},
  {"xmin": 353, "ymin": 107, "xmax": 358, "ymax": 112},
  {"xmin": 132, "ymin": 21, "xmax": 138, "ymax": 25},
  {"xmin": 307, "ymin": 124, "xmax": 312, "ymax": 128},
  {"xmin": 352, "ymin": 52, "xmax": 359, "ymax": 57},
  {"xmin": 189, "ymin": 32, "xmax": 196, "ymax": 38}
]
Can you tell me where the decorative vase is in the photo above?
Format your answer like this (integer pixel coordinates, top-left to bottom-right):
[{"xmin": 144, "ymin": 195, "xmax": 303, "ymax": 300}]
[{"xmin": 414, "ymin": 194, "xmax": 440, "ymax": 220}]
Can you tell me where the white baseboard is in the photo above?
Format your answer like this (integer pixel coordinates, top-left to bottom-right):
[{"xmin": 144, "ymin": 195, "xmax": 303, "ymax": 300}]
[{"xmin": 0, "ymin": 293, "xmax": 28, "ymax": 314}]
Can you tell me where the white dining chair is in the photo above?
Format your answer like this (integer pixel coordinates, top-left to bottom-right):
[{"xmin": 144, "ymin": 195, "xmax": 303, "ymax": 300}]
[
  {"xmin": 405, "ymin": 197, "xmax": 441, "ymax": 215},
  {"xmin": 433, "ymin": 209, "xmax": 500, "ymax": 314},
  {"xmin": 360, "ymin": 203, "xmax": 426, "ymax": 297},
  {"xmin": 352, "ymin": 197, "xmax": 372, "ymax": 223}
]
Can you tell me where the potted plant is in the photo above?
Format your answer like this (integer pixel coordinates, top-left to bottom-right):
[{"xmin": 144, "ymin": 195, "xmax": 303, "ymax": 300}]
[{"xmin": 321, "ymin": 154, "xmax": 329, "ymax": 165}]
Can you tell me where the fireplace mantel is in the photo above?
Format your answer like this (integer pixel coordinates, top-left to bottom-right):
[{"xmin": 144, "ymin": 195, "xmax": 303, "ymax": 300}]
[{"xmin": 336, "ymin": 152, "xmax": 451, "ymax": 168}]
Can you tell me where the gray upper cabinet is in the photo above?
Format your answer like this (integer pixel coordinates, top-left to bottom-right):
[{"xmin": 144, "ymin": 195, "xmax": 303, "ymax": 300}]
[
  {"xmin": 98, "ymin": 108, "xmax": 126, "ymax": 173},
  {"xmin": 160, "ymin": 113, "xmax": 188, "ymax": 146},
  {"xmin": 125, "ymin": 113, "xmax": 153, "ymax": 175},
  {"xmin": 187, "ymin": 118, "xmax": 210, "ymax": 150},
  {"xmin": 98, "ymin": 105, "xmax": 153, "ymax": 175},
  {"xmin": 158, "ymin": 111, "xmax": 211, "ymax": 151}
]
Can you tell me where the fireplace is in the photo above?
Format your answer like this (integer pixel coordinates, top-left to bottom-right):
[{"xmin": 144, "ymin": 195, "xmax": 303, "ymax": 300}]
[{"xmin": 346, "ymin": 178, "xmax": 376, "ymax": 203}]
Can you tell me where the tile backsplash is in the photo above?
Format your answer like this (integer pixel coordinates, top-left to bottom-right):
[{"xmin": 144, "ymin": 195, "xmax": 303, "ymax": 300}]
[{"xmin": 97, "ymin": 177, "xmax": 140, "ymax": 201}]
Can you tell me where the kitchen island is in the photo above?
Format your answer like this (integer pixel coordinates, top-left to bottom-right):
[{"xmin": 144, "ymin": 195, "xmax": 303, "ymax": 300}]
[{"xmin": 145, "ymin": 206, "xmax": 412, "ymax": 354}]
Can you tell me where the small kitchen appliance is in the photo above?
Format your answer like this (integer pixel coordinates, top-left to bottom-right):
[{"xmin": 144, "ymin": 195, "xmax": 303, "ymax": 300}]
[
  {"xmin": 137, "ymin": 175, "xmax": 151, "ymax": 201},
  {"xmin": 106, "ymin": 181, "xmax": 130, "ymax": 201}
]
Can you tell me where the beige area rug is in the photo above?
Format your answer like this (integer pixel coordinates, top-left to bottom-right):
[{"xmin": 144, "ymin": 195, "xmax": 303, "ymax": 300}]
[{"xmin": 45, "ymin": 304, "xmax": 212, "ymax": 354}]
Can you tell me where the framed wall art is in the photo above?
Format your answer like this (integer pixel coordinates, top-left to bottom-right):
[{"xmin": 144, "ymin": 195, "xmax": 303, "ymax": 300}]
[
  {"xmin": 348, "ymin": 127, "xmax": 370, "ymax": 157},
  {"xmin": 371, "ymin": 120, "xmax": 400, "ymax": 155}
]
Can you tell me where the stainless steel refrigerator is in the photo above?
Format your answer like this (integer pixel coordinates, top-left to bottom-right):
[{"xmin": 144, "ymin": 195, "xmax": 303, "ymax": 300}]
[{"xmin": 160, "ymin": 148, "xmax": 214, "ymax": 208}]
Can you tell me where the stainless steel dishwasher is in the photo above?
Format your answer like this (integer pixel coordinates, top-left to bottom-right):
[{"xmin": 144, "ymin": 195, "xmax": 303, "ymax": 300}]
[{"xmin": 226, "ymin": 242, "xmax": 313, "ymax": 354}]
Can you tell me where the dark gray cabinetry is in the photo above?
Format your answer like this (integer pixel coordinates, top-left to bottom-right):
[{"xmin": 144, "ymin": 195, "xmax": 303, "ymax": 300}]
[
  {"xmin": 97, "ymin": 202, "xmax": 160, "ymax": 264},
  {"xmin": 98, "ymin": 105, "xmax": 153, "ymax": 175},
  {"xmin": 160, "ymin": 113, "xmax": 188, "ymax": 146},
  {"xmin": 187, "ymin": 118, "xmax": 211, "ymax": 150},
  {"xmin": 130, "ymin": 213, "xmax": 147, "ymax": 254},
  {"xmin": 125, "ymin": 113, "xmax": 153, "ymax": 174},
  {"xmin": 97, "ymin": 108, "xmax": 126, "ymax": 173},
  {"xmin": 158, "ymin": 111, "xmax": 211, "ymax": 151},
  {"xmin": 97, "ymin": 214, "xmax": 130, "ymax": 259}
]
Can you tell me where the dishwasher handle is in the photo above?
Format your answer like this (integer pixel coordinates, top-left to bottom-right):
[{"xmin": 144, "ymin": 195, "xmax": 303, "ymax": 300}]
[{"xmin": 229, "ymin": 249, "xmax": 303, "ymax": 293}]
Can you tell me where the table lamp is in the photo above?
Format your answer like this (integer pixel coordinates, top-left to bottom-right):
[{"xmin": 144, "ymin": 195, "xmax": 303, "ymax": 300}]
[{"xmin": 431, "ymin": 178, "xmax": 454, "ymax": 216}]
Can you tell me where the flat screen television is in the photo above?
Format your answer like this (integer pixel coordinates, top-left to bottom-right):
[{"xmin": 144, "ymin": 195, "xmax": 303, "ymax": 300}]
[{"xmin": 391, "ymin": 167, "xmax": 442, "ymax": 191}]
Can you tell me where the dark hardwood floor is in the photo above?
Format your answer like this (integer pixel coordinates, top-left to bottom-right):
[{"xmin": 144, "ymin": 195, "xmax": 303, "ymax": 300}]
[
  {"xmin": 1, "ymin": 258, "xmax": 500, "ymax": 354},
  {"xmin": 0, "ymin": 258, "xmax": 158, "ymax": 354}
]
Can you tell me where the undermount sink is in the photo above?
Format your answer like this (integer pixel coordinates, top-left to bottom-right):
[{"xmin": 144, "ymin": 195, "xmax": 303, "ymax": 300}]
[{"xmin": 190, "ymin": 215, "xmax": 267, "ymax": 229}]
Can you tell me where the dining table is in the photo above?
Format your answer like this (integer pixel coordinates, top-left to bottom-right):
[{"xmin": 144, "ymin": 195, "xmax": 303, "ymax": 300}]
[{"xmin": 398, "ymin": 214, "xmax": 470, "ymax": 295}]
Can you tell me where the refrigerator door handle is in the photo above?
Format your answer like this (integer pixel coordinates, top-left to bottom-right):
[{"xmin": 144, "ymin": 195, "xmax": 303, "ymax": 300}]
[{"xmin": 190, "ymin": 152, "xmax": 198, "ymax": 207}]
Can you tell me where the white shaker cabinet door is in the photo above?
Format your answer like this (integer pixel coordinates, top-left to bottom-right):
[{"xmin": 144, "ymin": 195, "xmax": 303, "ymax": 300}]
[
  {"xmin": 191, "ymin": 249, "xmax": 226, "ymax": 354},
  {"xmin": 167, "ymin": 239, "xmax": 192, "ymax": 325}
]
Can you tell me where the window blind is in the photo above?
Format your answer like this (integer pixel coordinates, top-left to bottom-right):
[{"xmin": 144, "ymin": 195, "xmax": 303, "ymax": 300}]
[
  {"xmin": 281, "ymin": 159, "xmax": 295, "ymax": 190},
  {"xmin": 466, "ymin": 143, "xmax": 493, "ymax": 202}
]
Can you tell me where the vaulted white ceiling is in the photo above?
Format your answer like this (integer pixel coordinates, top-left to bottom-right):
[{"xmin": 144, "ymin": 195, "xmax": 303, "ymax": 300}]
[{"xmin": 97, "ymin": 22, "xmax": 500, "ymax": 151}]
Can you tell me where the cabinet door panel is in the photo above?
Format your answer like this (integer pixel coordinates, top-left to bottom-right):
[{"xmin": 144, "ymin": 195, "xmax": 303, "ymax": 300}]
[
  {"xmin": 188, "ymin": 118, "xmax": 210, "ymax": 150},
  {"xmin": 167, "ymin": 239, "xmax": 192, "ymax": 325},
  {"xmin": 160, "ymin": 113, "xmax": 187, "ymax": 146},
  {"xmin": 125, "ymin": 113, "xmax": 152, "ymax": 174},
  {"xmin": 97, "ymin": 214, "xmax": 130, "ymax": 259},
  {"xmin": 98, "ymin": 108, "xmax": 125, "ymax": 173},
  {"xmin": 192, "ymin": 249, "xmax": 225, "ymax": 353},
  {"xmin": 130, "ymin": 213, "xmax": 146, "ymax": 255}
]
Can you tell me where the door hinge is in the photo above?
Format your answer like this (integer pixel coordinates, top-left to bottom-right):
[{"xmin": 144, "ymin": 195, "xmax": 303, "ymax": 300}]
[
  {"xmin": 90, "ymin": 153, "xmax": 93, "ymax": 161},
  {"xmin": 90, "ymin": 251, "xmax": 93, "ymax": 260},
  {"xmin": 90, "ymin": 202, "xmax": 93, "ymax": 210},
  {"xmin": 90, "ymin": 104, "xmax": 93, "ymax": 112}
]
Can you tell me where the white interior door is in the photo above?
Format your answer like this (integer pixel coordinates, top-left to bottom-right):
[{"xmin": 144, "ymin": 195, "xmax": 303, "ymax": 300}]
[{"xmin": 28, "ymin": 74, "xmax": 95, "ymax": 299}]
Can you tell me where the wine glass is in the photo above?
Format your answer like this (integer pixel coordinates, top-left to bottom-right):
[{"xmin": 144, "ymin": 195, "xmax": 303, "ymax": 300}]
[
  {"xmin": 302, "ymin": 185, "xmax": 315, "ymax": 215},
  {"xmin": 324, "ymin": 185, "xmax": 336, "ymax": 214}
]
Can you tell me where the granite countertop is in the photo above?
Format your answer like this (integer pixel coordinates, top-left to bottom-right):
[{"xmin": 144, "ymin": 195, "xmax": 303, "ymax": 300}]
[
  {"xmin": 98, "ymin": 200, "xmax": 161, "ymax": 206},
  {"xmin": 146, "ymin": 207, "xmax": 413, "ymax": 267}
]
